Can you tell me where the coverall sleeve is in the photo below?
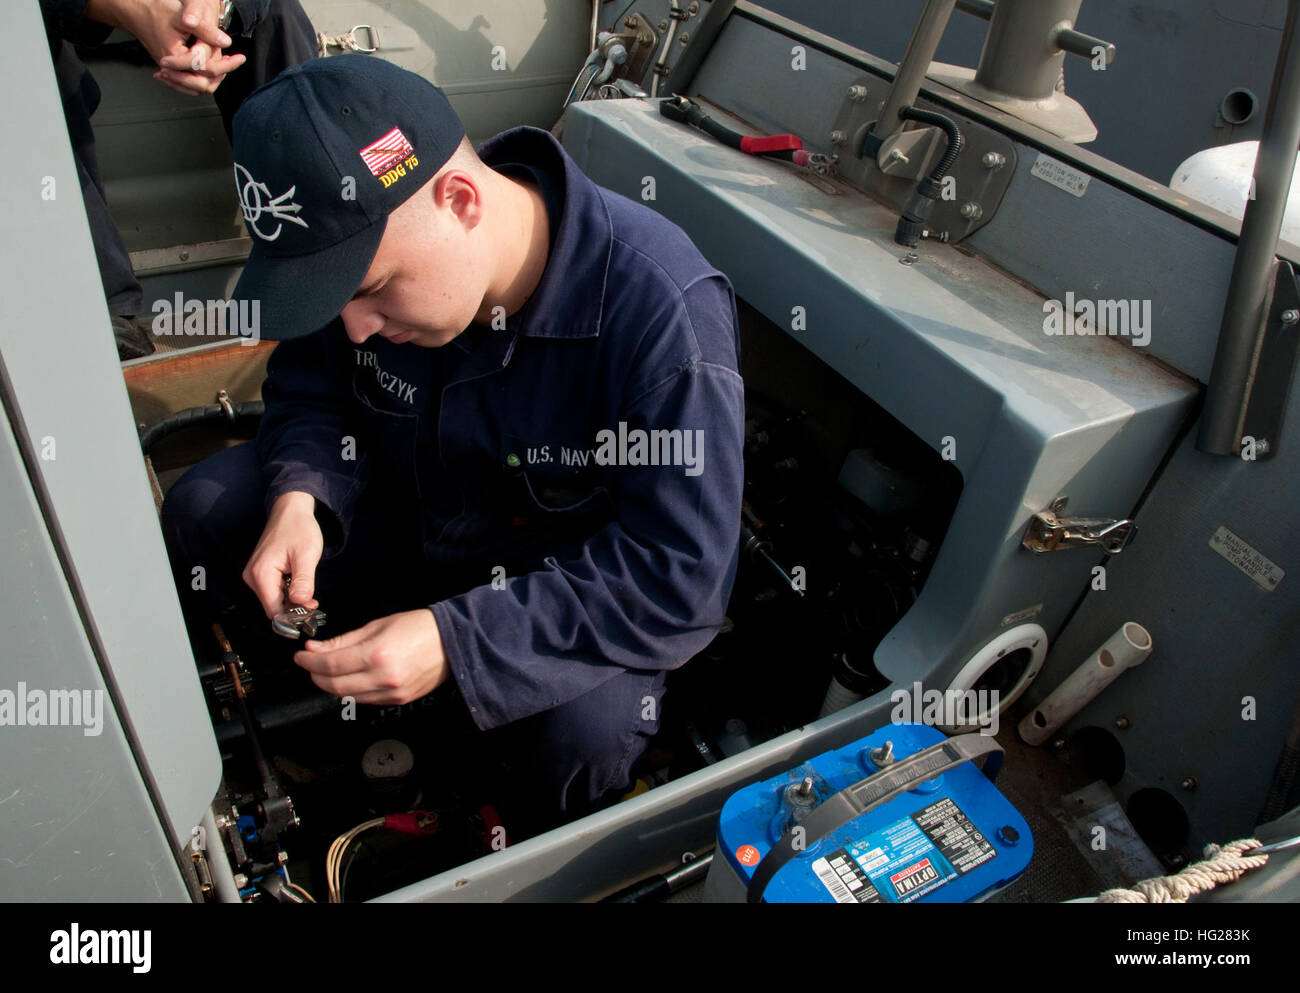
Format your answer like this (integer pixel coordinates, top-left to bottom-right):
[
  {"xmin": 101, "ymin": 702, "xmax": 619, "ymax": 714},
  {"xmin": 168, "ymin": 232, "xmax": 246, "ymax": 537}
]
[
  {"xmin": 255, "ymin": 320, "xmax": 369, "ymax": 554},
  {"xmin": 433, "ymin": 278, "xmax": 745, "ymax": 730},
  {"xmin": 40, "ymin": 0, "xmax": 114, "ymax": 46}
]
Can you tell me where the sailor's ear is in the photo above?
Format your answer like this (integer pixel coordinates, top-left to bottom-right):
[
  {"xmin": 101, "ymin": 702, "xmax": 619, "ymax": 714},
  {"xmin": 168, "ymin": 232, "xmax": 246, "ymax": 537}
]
[{"xmin": 432, "ymin": 168, "xmax": 484, "ymax": 232}]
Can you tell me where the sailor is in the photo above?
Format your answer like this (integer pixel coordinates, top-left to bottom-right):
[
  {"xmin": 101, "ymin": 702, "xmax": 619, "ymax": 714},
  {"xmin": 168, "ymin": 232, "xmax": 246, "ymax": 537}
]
[
  {"xmin": 39, "ymin": 0, "xmax": 317, "ymax": 359},
  {"xmin": 161, "ymin": 56, "xmax": 745, "ymax": 831}
]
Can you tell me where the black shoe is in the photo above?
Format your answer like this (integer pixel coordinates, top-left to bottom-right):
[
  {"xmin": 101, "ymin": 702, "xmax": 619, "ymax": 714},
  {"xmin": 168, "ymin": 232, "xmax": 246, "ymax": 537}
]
[{"xmin": 113, "ymin": 314, "xmax": 156, "ymax": 361}]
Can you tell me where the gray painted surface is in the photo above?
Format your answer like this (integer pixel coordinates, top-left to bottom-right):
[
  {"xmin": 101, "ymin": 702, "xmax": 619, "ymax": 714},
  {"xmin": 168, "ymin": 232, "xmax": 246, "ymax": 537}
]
[
  {"xmin": 3, "ymin": 3, "xmax": 220, "ymax": 866},
  {"xmin": 695, "ymin": 9, "xmax": 1246, "ymax": 385},
  {"xmin": 759, "ymin": 0, "xmax": 1288, "ymax": 185},
  {"xmin": 0, "ymin": 379, "xmax": 187, "ymax": 901},
  {"xmin": 562, "ymin": 96, "xmax": 1196, "ymax": 692},
  {"xmin": 1025, "ymin": 415, "xmax": 1300, "ymax": 848}
]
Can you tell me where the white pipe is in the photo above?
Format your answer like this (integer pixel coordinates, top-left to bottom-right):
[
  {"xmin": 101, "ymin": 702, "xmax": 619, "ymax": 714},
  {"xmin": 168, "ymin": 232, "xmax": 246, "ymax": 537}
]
[{"xmin": 1018, "ymin": 622, "xmax": 1152, "ymax": 746}]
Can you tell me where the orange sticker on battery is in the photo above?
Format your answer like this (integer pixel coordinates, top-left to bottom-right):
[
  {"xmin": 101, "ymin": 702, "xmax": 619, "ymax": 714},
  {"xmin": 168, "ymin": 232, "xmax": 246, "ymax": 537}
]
[{"xmin": 736, "ymin": 844, "xmax": 762, "ymax": 867}]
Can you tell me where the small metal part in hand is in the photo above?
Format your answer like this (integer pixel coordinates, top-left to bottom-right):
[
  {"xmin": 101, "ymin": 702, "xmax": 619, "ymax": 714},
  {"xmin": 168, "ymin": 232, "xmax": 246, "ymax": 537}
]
[{"xmin": 272, "ymin": 606, "xmax": 327, "ymax": 640}]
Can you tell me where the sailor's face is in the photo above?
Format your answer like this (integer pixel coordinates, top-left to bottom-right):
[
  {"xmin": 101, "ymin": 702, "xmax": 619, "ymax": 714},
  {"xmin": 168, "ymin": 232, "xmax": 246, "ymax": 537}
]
[{"xmin": 339, "ymin": 183, "xmax": 485, "ymax": 348}]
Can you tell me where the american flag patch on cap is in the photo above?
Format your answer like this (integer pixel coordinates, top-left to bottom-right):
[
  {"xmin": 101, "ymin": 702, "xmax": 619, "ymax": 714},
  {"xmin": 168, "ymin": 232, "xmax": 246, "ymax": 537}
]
[{"xmin": 359, "ymin": 127, "xmax": 415, "ymax": 177}]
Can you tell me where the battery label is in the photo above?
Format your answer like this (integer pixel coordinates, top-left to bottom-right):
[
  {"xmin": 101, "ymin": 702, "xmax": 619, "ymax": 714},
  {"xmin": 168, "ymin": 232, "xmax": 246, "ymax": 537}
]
[
  {"xmin": 912, "ymin": 797, "xmax": 997, "ymax": 875},
  {"xmin": 808, "ymin": 798, "xmax": 994, "ymax": 903}
]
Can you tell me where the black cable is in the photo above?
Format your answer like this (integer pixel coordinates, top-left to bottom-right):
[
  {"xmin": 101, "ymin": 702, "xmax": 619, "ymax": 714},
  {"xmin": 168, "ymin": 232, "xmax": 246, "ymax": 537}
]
[
  {"xmin": 892, "ymin": 106, "xmax": 965, "ymax": 247},
  {"xmin": 897, "ymin": 106, "xmax": 964, "ymax": 190},
  {"xmin": 138, "ymin": 401, "xmax": 264, "ymax": 454}
]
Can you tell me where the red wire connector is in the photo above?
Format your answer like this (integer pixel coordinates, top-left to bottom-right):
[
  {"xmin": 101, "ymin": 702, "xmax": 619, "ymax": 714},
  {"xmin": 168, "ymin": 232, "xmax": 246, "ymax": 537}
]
[
  {"xmin": 739, "ymin": 134, "xmax": 802, "ymax": 155},
  {"xmin": 385, "ymin": 810, "xmax": 440, "ymax": 835}
]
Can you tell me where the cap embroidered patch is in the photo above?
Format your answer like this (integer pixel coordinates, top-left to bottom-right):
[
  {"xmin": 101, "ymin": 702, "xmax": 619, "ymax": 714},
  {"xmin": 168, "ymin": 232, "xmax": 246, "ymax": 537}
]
[{"xmin": 359, "ymin": 127, "xmax": 416, "ymax": 177}]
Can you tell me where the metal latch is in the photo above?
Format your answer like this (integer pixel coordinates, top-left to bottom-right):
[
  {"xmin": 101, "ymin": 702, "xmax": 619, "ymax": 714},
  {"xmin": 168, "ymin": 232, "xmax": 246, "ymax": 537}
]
[{"xmin": 1022, "ymin": 497, "xmax": 1135, "ymax": 555}]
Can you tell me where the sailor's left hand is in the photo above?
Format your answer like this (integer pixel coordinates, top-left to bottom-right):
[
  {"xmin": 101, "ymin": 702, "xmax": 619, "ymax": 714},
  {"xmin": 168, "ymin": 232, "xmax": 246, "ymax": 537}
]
[{"xmin": 294, "ymin": 609, "xmax": 449, "ymax": 705}]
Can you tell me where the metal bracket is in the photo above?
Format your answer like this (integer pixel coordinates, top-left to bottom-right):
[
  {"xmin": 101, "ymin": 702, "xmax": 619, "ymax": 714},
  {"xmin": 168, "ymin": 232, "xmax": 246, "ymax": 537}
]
[
  {"xmin": 1239, "ymin": 260, "xmax": 1300, "ymax": 461},
  {"xmin": 1022, "ymin": 497, "xmax": 1136, "ymax": 555},
  {"xmin": 830, "ymin": 76, "xmax": 1017, "ymax": 244}
]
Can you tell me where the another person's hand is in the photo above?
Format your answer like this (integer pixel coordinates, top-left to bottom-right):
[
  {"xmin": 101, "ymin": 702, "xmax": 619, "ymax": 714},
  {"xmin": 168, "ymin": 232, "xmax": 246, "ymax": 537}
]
[
  {"xmin": 155, "ymin": 0, "xmax": 248, "ymax": 95},
  {"xmin": 294, "ymin": 610, "xmax": 449, "ymax": 706},
  {"xmin": 85, "ymin": 0, "xmax": 245, "ymax": 95},
  {"xmin": 242, "ymin": 491, "xmax": 324, "ymax": 619}
]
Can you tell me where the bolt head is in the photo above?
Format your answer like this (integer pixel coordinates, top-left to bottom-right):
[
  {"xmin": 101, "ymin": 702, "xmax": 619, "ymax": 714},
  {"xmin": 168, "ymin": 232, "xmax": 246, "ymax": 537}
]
[
  {"xmin": 1050, "ymin": 737, "xmax": 1066, "ymax": 751},
  {"xmin": 233, "ymin": 873, "xmax": 248, "ymax": 889},
  {"xmin": 830, "ymin": 130, "xmax": 846, "ymax": 145},
  {"xmin": 1114, "ymin": 716, "xmax": 1130, "ymax": 729},
  {"xmin": 1181, "ymin": 776, "xmax": 1198, "ymax": 791},
  {"xmin": 1282, "ymin": 308, "xmax": 1299, "ymax": 324},
  {"xmin": 960, "ymin": 202, "xmax": 983, "ymax": 219},
  {"xmin": 981, "ymin": 151, "xmax": 1006, "ymax": 168},
  {"xmin": 847, "ymin": 84, "xmax": 868, "ymax": 101}
]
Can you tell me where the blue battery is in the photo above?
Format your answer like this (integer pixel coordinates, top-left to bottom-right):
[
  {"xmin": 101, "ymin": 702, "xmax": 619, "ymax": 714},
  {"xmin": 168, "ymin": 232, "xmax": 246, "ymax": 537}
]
[{"xmin": 709, "ymin": 723, "xmax": 1032, "ymax": 903}]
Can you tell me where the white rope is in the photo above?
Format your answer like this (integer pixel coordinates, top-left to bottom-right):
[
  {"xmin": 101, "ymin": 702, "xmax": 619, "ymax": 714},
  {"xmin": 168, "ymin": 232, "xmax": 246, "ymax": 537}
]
[{"xmin": 1096, "ymin": 838, "xmax": 1269, "ymax": 903}]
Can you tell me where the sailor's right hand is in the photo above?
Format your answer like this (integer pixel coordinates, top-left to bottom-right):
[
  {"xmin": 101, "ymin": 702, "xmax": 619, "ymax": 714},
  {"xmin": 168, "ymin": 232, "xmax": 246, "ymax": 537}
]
[{"xmin": 243, "ymin": 491, "xmax": 324, "ymax": 620}]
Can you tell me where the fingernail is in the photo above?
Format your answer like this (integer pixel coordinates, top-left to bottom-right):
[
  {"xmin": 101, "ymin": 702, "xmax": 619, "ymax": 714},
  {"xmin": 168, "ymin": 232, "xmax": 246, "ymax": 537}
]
[
  {"xmin": 219, "ymin": 31, "xmax": 232, "ymax": 46},
  {"xmin": 184, "ymin": 12, "xmax": 198, "ymax": 25}
]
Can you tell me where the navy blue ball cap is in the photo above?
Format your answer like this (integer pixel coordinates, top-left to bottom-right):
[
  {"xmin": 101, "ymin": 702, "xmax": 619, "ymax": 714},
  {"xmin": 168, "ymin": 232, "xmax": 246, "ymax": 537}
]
[{"xmin": 229, "ymin": 54, "xmax": 466, "ymax": 340}]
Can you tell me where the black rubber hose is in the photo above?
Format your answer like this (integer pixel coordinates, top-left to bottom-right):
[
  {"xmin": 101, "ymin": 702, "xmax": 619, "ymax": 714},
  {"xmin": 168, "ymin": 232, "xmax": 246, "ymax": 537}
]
[
  {"xmin": 892, "ymin": 107, "xmax": 965, "ymax": 246},
  {"xmin": 139, "ymin": 401, "xmax": 264, "ymax": 454},
  {"xmin": 898, "ymin": 106, "xmax": 964, "ymax": 190}
]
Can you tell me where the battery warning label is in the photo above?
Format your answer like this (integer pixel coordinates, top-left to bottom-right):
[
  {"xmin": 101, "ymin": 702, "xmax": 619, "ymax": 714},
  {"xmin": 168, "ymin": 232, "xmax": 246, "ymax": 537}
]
[{"xmin": 809, "ymin": 798, "xmax": 996, "ymax": 903}]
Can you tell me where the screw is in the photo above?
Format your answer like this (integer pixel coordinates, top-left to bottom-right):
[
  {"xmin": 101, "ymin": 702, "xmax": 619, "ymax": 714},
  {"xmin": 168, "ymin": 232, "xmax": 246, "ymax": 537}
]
[
  {"xmin": 179, "ymin": 250, "xmax": 190, "ymax": 262},
  {"xmin": 830, "ymin": 130, "xmax": 847, "ymax": 146},
  {"xmin": 1257, "ymin": 439, "xmax": 1271, "ymax": 454},
  {"xmin": 982, "ymin": 151, "xmax": 1006, "ymax": 169},
  {"xmin": 870, "ymin": 740, "xmax": 895, "ymax": 766},
  {"xmin": 1114, "ymin": 715, "xmax": 1130, "ymax": 729},
  {"xmin": 1051, "ymin": 737, "xmax": 1066, "ymax": 751},
  {"xmin": 960, "ymin": 202, "xmax": 983, "ymax": 219},
  {"xmin": 679, "ymin": 32, "xmax": 690, "ymax": 45},
  {"xmin": 1181, "ymin": 776, "xmax": 1198, "ymax": 791},
  {"xmin": 276, "ymin": 851, "xmax": 289, "ymax": 865},
  {"xmin": 847, "ymin": 84, "xmax": 868, "ymax": 101},
  {"xmin": 658, "ymin": 18, "xmax": 669, "ymax": 30},
  {"xmin": 797, "ymin": 776, "xmax": 814, "ymax": 797},
  {"xmin": 233, "ymin": 873, "xmax": 248, "ymax": 889},
  {"xmin": 1283, "ymin": 309, "xmax": 1299, "ymax": 324},
  {"xmin": 886, "ymin": 147, "xmax": 910, "ymax": 166}
]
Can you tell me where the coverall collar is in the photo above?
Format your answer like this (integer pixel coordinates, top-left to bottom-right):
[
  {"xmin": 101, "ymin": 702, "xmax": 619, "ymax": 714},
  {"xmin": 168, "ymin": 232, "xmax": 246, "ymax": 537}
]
[{"xmin": 476, "ymin": 126, "xmax": 611, "ymax": 341}]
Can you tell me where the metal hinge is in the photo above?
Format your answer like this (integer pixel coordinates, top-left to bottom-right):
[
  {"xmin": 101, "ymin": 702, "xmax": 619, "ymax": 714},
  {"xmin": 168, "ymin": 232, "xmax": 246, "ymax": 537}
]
[{"xmin": 1022, "ymin": 496, "xmax": 1136, "ymax": 555}]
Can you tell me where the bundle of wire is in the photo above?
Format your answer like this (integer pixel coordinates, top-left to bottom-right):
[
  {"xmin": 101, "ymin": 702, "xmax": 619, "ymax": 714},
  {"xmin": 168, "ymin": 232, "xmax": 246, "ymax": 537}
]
[{"xmin": 326, "ymin": 817, "xmax": 385, "ymax": 903}]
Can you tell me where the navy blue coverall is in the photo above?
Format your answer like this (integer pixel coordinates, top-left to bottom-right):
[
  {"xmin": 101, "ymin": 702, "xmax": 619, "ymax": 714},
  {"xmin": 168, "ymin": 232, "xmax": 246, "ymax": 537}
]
[{"xmin": 163, "ymin": 126, "xmax": 746, "ymax": 826}]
